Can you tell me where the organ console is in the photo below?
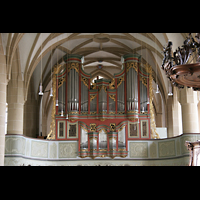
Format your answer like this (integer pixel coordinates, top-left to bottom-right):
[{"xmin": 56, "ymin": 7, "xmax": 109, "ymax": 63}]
[{"xmin": 47, "ymin": 53, "xmax": 159, "ymax": 159}]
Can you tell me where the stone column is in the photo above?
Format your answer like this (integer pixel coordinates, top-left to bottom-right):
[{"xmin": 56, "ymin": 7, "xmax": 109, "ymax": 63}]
[
  {"xmin": 179, "ymin": 87, "xmax": 199, "ymax": 133},
  {"xmin": 167, "ymin": 87, "xmax": 182, "ymax": 137},
  {"xmin": 0, "ymin": 35, "xmax": 7, "ymax": 166},
  {"xmin": 7, "ymin": 49, "xmax": 24, "ymax": 135}
]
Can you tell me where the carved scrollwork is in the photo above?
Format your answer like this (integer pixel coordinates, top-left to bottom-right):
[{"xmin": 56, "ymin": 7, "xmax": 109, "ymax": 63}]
[
  {"xmin": 81, "ymin": 76, "xmax": 88, "ymax": 88},
  {"xmin": 90, "ymin": 94, "xmax": 97, "ymax": 102},
  {"xmin": 109, "ymin": 78, "xmax": 115, "ymax": 89},
  {"xmin": 58, "ymin": 77, "xmax": 66, "ymax": 88},
  {"xmin": 90, "ymin": 123, "xmax": 96, "ymax": 132},
  {"xmin": 139, "ymin": 75, "xmax": 147, "ymax": 87},
  {"xmin": 99, "ymin": 85, "xmax": 107, "ymax": 93},
  {"xmin": 109, "ymin": 94, "xmax": 116, "ymax": 101},
  {"xmin": 68, "ymin": 62, "xmax": 79, "ymax": 73},
  {"xmin": 117, "ymin": 76, "xmax": 124, "ymax": 88},
  {"xmin": 126, "ymin": 62, "xmax": 138, "ymax": 73}
]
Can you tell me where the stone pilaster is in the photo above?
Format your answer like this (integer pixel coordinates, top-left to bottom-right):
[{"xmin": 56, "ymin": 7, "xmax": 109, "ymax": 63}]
[
  {"xmin": 0, "ymin": 34, "xmax": 7, "ymax": 165},
  {"xmin": 167, "ymin": 87, "xmax": 182, "ymax": 137},
  {"xmin": 179, "ymin": 87, "xmax": 199, "ymax": 133},
  {"xmin": 7, "ymin": 48, "xmax": 24, "ymax": 135}
]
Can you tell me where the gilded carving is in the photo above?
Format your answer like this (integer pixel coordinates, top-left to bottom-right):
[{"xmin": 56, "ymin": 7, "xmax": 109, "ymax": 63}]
[
  {"xmin": 126, "ymin": 62, "xmax": 138, "ymax": 73},
  {"xmin": 81, "ymin": 76, "xmax": 89, "ymax": 88},
  {"xmin": 117, "ymin": 111, "xmax": 125, "ymax": 114},
  {"xmin": 54, "ymin": 64, "xmax": 63, "ymax": 74},
  {"xmin": 90, "ymin": 123, "xmax": 96, "ymax": 132},
  {"xmin": 90, "ymin": 94, "xmax": 97, "ymax": 102},
  {"xmin": 68, "ymin": 111, "xmax": 79, "ymax": 114},
  {"xmin": 139, "ymin": 75, "xmax": 147, "ymax": 87},
  {"xmin": 127, "ymin": 110, "xmax": 139, "ymax": 114},
  {"xmin": 47, "ymin": 65, "xmax": 57, "ymax": 140},
  {"xmin": 99, "ymin": 111, "xmax": 107, "ymax": 114},
  {"xmin": 58, "ymin": 77, "xmax": 66, "ymax": 88},
  {"xmin": 117, "ymin": 76, "xmax": 124, "ymax": 88},
  {"xmin": 109, "ymin": 94, "xmax": 116, "ymax": 101},
  {"xmin": 99, "ymin": 85, "xmax": 107, "ymax": 93},
  {"xmin": 99, "ymin": 118, "xmax": 107, "ymax": 121},
  {"xmin": 68, "ymin": 62, "xmax": 79, "ymax": 73},
  {"xmin": 144, "ymin": 63, "xmax": 159, "ymax": 139},
  {"xmin": 90, "ymin": 82, "xmax": 96, "ymax": 90},
  {"xmin": 110, "ymin": 123, "xmax": 116, "ymax": 132},
  {"xmin": 109, "ymin": 78, "xmax": 115, "ymax": 89}
]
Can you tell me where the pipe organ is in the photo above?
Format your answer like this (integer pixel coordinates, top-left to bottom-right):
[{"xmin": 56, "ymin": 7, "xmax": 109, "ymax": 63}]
[{"xmin": 47, "ymin": 53, "xmax": 159, "ymax": 159}]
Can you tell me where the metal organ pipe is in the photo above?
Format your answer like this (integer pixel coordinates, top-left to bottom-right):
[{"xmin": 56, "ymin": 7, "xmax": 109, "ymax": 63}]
[
  {"xmin": 134, "ymin": 69, "xmax": 138, "ymax": 111},
  {"xmin": 67, "ymin": 69, "xmax": 71, "ymax": 111},
  {"xmin": 131, "ymin": 68, "xmax": 134, "ymax": 110}
]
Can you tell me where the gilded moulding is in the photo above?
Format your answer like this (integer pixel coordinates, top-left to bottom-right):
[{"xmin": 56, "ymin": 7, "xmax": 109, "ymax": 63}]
[
  {"xmin": 47, "ymin": 65, "xmax": 57, "ymax": 140},
  {"xmin": 144, "ymin": 63, "xmax": 159, "ymax": 139}
]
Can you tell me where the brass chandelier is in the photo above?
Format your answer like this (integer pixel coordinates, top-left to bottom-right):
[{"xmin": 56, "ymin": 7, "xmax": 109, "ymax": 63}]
[{"xmin": 161, "ymin": 33, "xmax": 200, "ymax": 91}]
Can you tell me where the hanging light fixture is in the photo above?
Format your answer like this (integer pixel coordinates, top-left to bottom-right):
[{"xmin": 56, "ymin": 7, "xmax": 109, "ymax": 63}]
[
  {"xmin": 161, "ymin": 33, "xmax": 200, "ymax": 91},
  {"xmin": 38, "ymin": 83, "xmax": 43, "ymax": 96},
  {"xmin": 50, "ymin": 33, "xmax": 53, "ymax": 97},
  {"xmin": 61, "ymin": 110, "xmax": 64, "ymax": 117},
  {"xmin": 168, "ymin": 81, "xmax": 173, "ymax": 96},
  {"xmin": 50, "ymin": 87, "xmax": 53, "ymax": 97},
  {"xmin": 39, "ymin": 34, "xmax": 43, "ymax": 96},
  {"xmin": 141, "ymin": 106, "xmax": 145, "ymax": 113},
  {"xmin": 156, "ymin": 84, "xmax": 160, "ymax": 94}
]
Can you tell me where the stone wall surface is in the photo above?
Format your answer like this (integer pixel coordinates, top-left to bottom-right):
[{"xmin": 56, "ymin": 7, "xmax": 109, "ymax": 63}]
[{"xmin": 4, "ymin": 133, "xmax": 198, "ymax": 166}]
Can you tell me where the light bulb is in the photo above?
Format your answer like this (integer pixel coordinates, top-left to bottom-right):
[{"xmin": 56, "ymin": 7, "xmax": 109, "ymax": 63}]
[
  {"xmin": 147, "ymin": 97, "xmax": 150, "ymax": 104},
  {"xmin": 142, "ymin": 106, "xmax": 145, "ymax": 113},
  {"xmin": 66, "ymin": 114, "xmax": 68, "ymax": 119},
  {"xmin": 61, "ymin": 110, "xmax": 64, "ymax": 117},
  {"xmin": 168, "ymin": 92, "xmax": 173, "ymax": 96},
  {"xmin": 38, "ymin": 83, "xmax": 43, "ymax": 96},
  {"xmin": 50, "ymin": 87, "xmax": 53, "ymax": 97},
  {"xmin": 56, "ymin": 99, "xmax": 59, "ymax": 106},
  {"xmin": 156, "ymin": 84, "xmax": 160, "ymax": 94}
]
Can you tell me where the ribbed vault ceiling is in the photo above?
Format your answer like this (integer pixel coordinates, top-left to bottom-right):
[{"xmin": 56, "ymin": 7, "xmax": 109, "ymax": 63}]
[{"xmin": 1, "ymin": 33, "xmax": 189, "ymax": 102}]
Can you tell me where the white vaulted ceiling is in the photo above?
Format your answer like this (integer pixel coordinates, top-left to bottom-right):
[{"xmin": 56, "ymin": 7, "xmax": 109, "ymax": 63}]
[{"xmin": 1, "ymin": 33, "xmax": 189, "ymax": 102}]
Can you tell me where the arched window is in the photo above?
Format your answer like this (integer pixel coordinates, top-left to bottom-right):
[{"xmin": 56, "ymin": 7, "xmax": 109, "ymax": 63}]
[{"xmin": 91, "ymin": 75, "xmax": 104, "ymax": 83}]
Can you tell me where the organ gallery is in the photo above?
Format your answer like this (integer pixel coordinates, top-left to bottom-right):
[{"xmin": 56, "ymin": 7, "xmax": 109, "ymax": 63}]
[{"xmin": 47, "ymin": 53, "xmax": 159, "ymax": 159}]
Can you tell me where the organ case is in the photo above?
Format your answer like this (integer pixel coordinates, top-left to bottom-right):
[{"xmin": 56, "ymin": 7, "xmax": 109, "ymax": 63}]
[{"xmin": 47, "ymin": 53, "xmax": 159, "ymax": 159}]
